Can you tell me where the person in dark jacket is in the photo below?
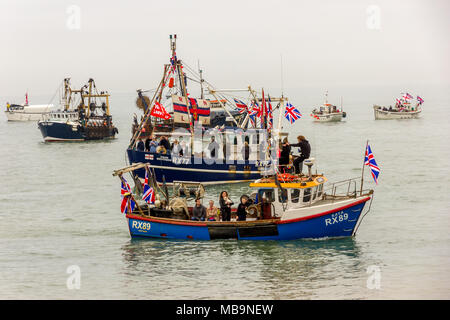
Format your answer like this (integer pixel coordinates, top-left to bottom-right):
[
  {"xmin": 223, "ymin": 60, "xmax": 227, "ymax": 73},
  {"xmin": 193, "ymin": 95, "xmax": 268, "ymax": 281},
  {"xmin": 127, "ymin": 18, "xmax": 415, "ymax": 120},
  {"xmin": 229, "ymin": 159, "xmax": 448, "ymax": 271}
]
[
  {"xmin": 191, "ymin": 199, "xmax": 206, "ymax": 221},
  {"xmin": 137, "ymin": 138, "xmax": 145, "ymax": 151},
  {"xmin": 159, "ymin": 136, "xmax": 171, "ymax": 151},
  {"xmin": 219, "ymin": 191, "xmax": 233, "ymax": 221},
  {"xmin": 279, "ymin": 138, "xmax": 291, "ymax": 170},
  {"xmin": 289, "ymin": 135, "xmax": 311, "ymax": 174},
  {"xmin": 145, "ymin": 137, "xmax": 152, "ymax": 152},
  {"xmin": 236, "ymin": 196, "xmax": 249, "ymax": 221}
]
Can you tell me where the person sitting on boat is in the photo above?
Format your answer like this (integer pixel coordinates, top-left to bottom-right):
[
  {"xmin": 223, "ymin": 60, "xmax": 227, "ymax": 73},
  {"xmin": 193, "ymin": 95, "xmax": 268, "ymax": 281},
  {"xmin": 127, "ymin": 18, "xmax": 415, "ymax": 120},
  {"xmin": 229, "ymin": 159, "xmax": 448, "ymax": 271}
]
[
  {"xmin": 290, "ymin": 135, "xmax": 311, "ymax": 175},
  {"xmin": 206, "ymin": 200, "xmax": 218, "ymax": 221},
  {"xmin": 219, "ymin": 191, "xmax": 233, "ymax": 221},
  {"xmin": 156, "ymin": 145, "xmax": 167, "ymax": 154},
  {"xmin": 137, "ymin": 138, "xmax": 145, "ymax": 151},
  {"xmin": 279, "ymin": 138, "xmax": 291, "ymax": 172},
  {"xmin": 236, "ymin": 196, "xmax": 249, "ymax": 221},
  {"xmin": 191, "ymin": 198, "xmax": 207, "ymax": 221}
]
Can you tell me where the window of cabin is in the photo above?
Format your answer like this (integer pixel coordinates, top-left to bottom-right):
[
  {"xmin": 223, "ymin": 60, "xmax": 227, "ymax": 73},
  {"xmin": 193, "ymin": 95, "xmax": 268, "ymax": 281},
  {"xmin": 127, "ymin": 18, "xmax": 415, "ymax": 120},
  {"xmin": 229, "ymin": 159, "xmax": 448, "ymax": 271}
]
[
  {"xmin": 303, "ymin": 188, "xmax": 311, "ymax": 203},
  {"xmin": 312, "ymin": 187, "xmax": 317, "ymax": 200},
  {"xmin": 317, "ymin": 184, "xmax": 323, "ymax": 198},
  {"xmin": 278, "ymin": 189, "xmax": 288, "ymax": 203},
  {"xmin": 291, "ymin": 189, "xmax": 300, "ymax": 203},
  {"xmin": 261, "ymin": 190, "xmax": 274, "ymax": 203}
]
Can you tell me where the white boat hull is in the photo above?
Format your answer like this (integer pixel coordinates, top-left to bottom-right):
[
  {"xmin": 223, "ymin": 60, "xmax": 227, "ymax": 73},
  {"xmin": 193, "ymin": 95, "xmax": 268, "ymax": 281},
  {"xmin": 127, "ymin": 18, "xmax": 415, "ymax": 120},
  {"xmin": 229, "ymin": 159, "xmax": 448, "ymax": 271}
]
[
  {"xmin": 373, "ymin": 105, "xmax": 421, "ymax": 120},
  {"xmin": 313, "ymin": 113, "xmax": 343, "ymax": 122},
  {"xmin": 5, "ymin": 104, "xmax": 54, "ymax": 121}
]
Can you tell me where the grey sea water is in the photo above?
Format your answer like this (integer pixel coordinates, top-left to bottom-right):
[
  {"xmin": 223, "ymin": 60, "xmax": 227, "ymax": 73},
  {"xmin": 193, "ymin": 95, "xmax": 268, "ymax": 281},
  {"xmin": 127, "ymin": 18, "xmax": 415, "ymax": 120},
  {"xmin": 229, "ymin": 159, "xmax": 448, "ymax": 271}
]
[{"xmin": 0, "ymin": 85, "xmax": 449, "ymax": 299}]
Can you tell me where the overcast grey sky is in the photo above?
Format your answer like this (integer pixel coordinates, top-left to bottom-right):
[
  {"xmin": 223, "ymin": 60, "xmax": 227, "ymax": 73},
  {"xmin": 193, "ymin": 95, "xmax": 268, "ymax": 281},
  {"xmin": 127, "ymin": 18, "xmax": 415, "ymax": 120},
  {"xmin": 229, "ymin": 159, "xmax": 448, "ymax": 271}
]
[{"xmin": 1, "ymin": 0, "xmax": 449, "ymax": 97}]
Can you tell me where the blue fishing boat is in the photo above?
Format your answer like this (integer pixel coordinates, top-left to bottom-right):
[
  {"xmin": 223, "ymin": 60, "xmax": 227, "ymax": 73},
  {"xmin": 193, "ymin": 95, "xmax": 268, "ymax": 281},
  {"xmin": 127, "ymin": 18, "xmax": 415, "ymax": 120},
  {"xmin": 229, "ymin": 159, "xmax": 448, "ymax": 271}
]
[
  {"xmin": 113, "ymin": 161, "xmax": 374, "ymax": 241},
  {"xmin": 126, "ymin": 34, "xmax": 289, "ymax": 184}
]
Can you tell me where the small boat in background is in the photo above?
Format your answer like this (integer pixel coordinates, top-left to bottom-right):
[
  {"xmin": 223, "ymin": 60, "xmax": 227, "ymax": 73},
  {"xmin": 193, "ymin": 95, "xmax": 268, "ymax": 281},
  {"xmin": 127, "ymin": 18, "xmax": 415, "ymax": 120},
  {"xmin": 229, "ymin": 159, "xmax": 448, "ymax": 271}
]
[
  {"xmin": 374, "ymin": 92, "xmax": 423, "ymax": 120},
  {"xmin": 310, "ymin": 91, "xmax": 346, "ymax": 122},
  {"xmin": 38, "ymin": 78, "xmax": 118, "ymax": 142},
  {"xmin": 5, "ymin": 93, "xmax": 54, "ymax": 121}
]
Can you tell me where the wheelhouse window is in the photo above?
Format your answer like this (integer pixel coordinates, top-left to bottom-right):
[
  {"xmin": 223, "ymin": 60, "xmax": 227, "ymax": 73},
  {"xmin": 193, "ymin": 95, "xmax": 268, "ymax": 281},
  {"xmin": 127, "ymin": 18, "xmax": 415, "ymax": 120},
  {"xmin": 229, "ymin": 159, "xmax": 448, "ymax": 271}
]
[
  {"xmin": 317, "ymin": 184, "xmax": 323, "ymax": 198},
  {"xmin": 291, "ymin": 189, "xmax": 300, "ymax": 203},
  {"xmin": 303, "ymin": 188, "xmax": 311, "ymax": 203},
  {"xmin": 278, "ymin": 189, "xmax": 288, "ymax": 203}
]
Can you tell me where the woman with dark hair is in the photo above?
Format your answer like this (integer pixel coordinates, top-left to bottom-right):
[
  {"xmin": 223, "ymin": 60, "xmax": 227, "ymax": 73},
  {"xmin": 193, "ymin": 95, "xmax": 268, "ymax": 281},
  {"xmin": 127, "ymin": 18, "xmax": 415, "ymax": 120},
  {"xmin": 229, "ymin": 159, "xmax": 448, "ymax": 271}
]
[{"xmin": 219, "ymin": 191, "xmax": 233, "ymax": 221}]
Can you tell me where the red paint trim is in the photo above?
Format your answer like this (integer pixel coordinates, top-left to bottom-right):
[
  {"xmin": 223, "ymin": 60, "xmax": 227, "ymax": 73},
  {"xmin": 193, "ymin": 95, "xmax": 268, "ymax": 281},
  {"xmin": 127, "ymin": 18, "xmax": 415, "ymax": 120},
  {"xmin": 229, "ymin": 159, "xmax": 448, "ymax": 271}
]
[
  {"xmin": 277, "ymin": 197, "xmax": 371, "ymax": 225},
  {"xmin": 126, "ymin": 214, "xmax": 208, "ymax": 227}
]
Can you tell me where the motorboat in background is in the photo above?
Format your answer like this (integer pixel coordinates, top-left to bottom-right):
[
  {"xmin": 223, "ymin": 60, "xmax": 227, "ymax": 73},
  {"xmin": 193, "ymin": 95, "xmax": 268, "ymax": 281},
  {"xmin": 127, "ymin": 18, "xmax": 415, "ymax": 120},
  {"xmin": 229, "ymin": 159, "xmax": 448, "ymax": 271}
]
[
  {"xmin": 5, "ymin": 93, "xmax": 54, "ymax": 121},
  {"xmin": 310, "ymin": 91, "xmax": 346, "ymax": 122}
]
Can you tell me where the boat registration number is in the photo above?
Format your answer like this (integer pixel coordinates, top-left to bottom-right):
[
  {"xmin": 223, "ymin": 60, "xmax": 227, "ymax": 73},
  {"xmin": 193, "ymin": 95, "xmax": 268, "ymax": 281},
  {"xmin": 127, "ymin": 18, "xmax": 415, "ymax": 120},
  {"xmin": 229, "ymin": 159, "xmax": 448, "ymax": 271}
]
[
  {"xmin": 131, "ymin": 220, "xmax": 151, "ymax": 231},
  {"xmin": 324, "ymin": 211, "xmax": 348, "ymax": 226}
]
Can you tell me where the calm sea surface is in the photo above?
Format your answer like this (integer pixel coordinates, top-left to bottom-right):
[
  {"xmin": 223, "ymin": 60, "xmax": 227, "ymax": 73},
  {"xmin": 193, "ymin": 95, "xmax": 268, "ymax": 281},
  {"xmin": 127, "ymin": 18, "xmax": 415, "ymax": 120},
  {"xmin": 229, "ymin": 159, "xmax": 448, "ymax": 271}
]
[{"xmin": 1, "ymin": 86, "xmax": 449, "ymax": 299}]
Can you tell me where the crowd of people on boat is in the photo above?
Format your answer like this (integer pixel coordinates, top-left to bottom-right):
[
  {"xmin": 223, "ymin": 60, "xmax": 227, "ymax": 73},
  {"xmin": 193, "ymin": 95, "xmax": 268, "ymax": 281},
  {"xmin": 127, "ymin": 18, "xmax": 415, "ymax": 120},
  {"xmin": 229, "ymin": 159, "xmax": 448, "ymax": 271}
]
[
  {"xmin": 380, "ymin": 105, "xmax": 417, "ymax": 112},
  {"xmin": 190, "ymin": 191, "xmax": 251, "ymax": 222}
]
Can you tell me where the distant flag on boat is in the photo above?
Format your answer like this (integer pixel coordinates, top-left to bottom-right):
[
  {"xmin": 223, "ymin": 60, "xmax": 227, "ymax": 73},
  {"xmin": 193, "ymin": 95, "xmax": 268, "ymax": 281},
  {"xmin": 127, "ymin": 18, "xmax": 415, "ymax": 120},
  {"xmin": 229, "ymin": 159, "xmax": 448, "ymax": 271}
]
[
  {"xmin": 395, "ymin": 98, "xmax": 402, "ymax": 106},
  {"xmin": 402, "ymin": 92, "xmax": 413, "ymax": 100},
  {"xmin": 25, "ymin": 93, "xmax": 28, "ymax": 105},
  {"xmin": 142, "ymin": 170, "xmax": 155, "ymax": 204},
  {"xmin": 364, "ymin": 144, "xmax": 380, "ymax": 184},
  {"xmin": 284, "ymin": 103, "xmax": 302, "ymax": 124},
  {"xmin": 120, "ymin": 177, "xmax": 135, "ymax": 214},
  {"xmin": 417, "ymin": 96, "xmax": 424, "ymax": 105},
  {"xmin": 233, "ymin": 98, "xmax": 248, "ymax": 114}
]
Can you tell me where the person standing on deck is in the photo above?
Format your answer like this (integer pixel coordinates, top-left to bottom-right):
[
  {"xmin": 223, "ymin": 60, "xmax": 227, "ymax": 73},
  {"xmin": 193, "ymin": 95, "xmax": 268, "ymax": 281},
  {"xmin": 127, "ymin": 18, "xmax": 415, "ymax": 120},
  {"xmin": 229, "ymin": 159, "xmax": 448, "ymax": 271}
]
[
  {"xmin": 289, "ymin": 135, "xmax": 311, "ymax": 175},
  {"xmin": 219, "ymin": 191, "xmax": 233, "ymax": 221}
]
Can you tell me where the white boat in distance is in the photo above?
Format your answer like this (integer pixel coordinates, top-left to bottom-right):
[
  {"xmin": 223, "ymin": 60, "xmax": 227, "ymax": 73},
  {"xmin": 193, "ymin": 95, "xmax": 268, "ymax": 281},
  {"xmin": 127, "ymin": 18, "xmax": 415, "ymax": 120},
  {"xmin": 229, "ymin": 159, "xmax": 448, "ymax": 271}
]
[
  {"xmin": 310, "ymin": 91, "xmax": 346, "ymax": 122},
  {"xmin": 373, "ymin": 93, "xmax": 423, "ymax": 120},
  {"xmin": 5, "ymin": 93, "xmax": 54, "ymax": 121}
]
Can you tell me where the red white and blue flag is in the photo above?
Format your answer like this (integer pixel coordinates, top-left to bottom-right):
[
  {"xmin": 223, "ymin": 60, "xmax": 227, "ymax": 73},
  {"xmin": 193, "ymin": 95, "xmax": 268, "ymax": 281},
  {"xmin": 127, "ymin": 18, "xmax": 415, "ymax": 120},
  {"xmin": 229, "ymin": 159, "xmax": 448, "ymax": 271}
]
[
  {"xmin": 417, "ymin": 96, "xmax": 424, "ymax": 105},
  {"xmin": 249, "ymin": 101, "xmax": 259, "ymax": 127},
  {"xmin": 120, "ymin": 177, "xmax": 135, "ymax": 214},
  {"xmin": 233, "ymin": 98, "xmax": 248, "ymax": 114},
  {"xmin": 364, "ymin": 144, "xmax": 380, "ymax": 184},
  {"xmin": 402, "ymin": 92, "xmax": 413, "ymax": 100},
  {"xmin": 284, "ymin": 103, "xmax": 302, "ymax": 124},
  {"xmin": 142, "ymin": 170, "xmax": 155, "ymax": 204},
  {"xmin": 267, "ymin": 95, "xmax": 273, "ymax": 129}
]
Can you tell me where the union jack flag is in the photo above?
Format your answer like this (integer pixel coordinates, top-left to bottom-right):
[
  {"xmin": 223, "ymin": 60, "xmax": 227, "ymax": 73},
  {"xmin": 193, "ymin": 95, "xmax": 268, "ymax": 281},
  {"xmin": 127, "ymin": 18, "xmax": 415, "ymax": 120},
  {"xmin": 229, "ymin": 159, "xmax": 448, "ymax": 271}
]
[
  {"xmin": 142, "ymin": 170, "xmax": 155, "ymax": 204},
  {"xmin": 233, "ymin": 98, "xmax": 248, "ymax": 114},
  {"xmin": 364, "ymin": 144, "xmax": 380, "ymax": 184},
  {"xmin": 402, "ymin": 92, "xmax": 413, "ymax": 100},
  {"xmin": 267, "ymin": 96, "xmax": 273, "ymax": 129},
  {"xmin": 120, "ymin": 177, "xmax": 135, "ymax": 214},
  {"xmin": 417, "ymin": 96, "xmax": 424, "ymax": 105},
  {"xmin": 284, "ymin": 103, "xmax": 302, "ymax": 124},
  {"xmin": 248, "ymin": 101, "xmax": 259, "ymax": 127}
]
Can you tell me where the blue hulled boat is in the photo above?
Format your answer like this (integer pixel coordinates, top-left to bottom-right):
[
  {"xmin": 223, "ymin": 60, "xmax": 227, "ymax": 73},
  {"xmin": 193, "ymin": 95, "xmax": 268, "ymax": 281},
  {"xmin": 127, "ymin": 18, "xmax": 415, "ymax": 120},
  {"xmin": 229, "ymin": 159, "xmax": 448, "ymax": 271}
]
[
  {"xmin": 113, "ymin": 162, "xmax": 374, "ymax": 241},
  {"xmin": 38, "ymin": 78, "xmax": 118, "ymax": 142}
]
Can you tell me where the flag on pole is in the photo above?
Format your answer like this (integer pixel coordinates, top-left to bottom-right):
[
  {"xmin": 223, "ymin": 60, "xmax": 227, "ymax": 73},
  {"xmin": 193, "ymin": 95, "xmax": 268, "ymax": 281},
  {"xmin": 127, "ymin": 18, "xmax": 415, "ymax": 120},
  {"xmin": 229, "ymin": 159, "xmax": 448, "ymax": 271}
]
[
  {"xmin": 402, "ymin": 92, "xmax": 413, "ymax": 100},
  {"xmin": 267, "ymin": 95, "xmax": 273, "ymax": 129},
  {"xmin": 142, "ymin": 170, "xmax": 155, "ymax": 204},
  {"xmin": 364, "ymin": 144, "xmax": 380, "ymax": 184},
  {"xmin": 233, "ymin": 98, "xmax": 248, "ymax": 114},
  {"xmin": 150, "ymin": 101, "xmax": 171, "ymax": 120},
  {"xmin": 417, "ymin": 96, "xmax": 424, "ymax": 105},
  {"xmin": 120, "ymin": 177, "xmax": 135, "ymax": 214},
  {"xmin": 249, "ymin": 101, "xmax": 259, "ymax": 127},
  {"xmin": 25, "ymin": 93, "xmax": 28, "ymax": 105},
  {"xmin": 284, "ymin": 103, "xmax": 302, "ymax": 124}
]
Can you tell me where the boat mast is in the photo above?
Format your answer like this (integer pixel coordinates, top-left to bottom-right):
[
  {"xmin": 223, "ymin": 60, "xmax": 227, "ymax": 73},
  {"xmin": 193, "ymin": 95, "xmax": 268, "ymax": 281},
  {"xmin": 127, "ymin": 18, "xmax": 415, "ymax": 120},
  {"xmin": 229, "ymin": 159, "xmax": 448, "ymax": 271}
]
[{"xmin": 198, "ymin": 60, "xmax": 204, "ymax": 100}]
